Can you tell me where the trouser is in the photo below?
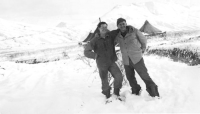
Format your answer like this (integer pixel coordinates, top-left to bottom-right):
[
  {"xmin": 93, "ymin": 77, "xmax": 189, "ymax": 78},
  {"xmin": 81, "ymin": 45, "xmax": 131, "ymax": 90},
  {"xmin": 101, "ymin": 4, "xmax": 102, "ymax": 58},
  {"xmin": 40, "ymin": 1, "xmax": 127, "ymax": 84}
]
[
  {"xmin": 97, "ymin": 62, "xmax": 123, "ymax": 95},
  {"xmin": 124, "ymin": 58, "xmax": 157, "ymax": 92}
]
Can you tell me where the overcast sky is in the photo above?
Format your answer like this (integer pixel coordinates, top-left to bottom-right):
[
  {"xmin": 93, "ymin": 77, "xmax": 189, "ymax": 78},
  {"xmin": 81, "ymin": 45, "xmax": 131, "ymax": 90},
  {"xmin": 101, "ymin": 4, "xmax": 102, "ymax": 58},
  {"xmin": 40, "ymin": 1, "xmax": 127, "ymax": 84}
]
[{"xmin": 0, "ymin": 0, "xmax": 199, "ymax": 26}]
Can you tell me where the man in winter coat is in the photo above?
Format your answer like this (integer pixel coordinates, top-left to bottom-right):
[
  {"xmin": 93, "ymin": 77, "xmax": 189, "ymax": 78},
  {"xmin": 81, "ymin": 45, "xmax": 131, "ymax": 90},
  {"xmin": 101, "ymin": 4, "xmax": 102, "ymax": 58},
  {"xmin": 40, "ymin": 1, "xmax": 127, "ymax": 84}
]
[
  {"xmin": 84, "ymin": 22, "xmax": 123, "ymax": 99},
  {"xmin": 114, "ymin": 18, "xmax": 160, "ymax": 97}
]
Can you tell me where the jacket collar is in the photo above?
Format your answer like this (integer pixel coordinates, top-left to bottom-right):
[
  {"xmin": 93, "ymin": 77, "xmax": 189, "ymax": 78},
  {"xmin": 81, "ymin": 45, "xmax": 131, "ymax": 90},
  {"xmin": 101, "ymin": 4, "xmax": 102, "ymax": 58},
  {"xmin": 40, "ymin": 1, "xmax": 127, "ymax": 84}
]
[
  {"xmin": 95, "ymin": 31, "xmax": 110, "ymax": 40},
  {"xmin": 117, "ymin": 25, "xmax": 135, "ymax": 38}
]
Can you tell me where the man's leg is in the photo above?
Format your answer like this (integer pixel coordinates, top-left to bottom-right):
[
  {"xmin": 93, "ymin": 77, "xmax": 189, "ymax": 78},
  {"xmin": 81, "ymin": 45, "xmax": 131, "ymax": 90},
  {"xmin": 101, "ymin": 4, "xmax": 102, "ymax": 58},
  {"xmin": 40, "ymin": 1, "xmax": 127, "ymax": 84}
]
[
  {"xmin": 124, "ymin": 59, "xmax": 141, "ymax": 95},
  {"xmin": 108, "ymin": 62, "xmax": 123, "ymax": 96},
  {"xmin": 98, "ymin": 66, "xmax": 111, "ymax": 98},
  {"xmin": 131, "ymin": 58, "xmax": 159, "ymax": 97}
]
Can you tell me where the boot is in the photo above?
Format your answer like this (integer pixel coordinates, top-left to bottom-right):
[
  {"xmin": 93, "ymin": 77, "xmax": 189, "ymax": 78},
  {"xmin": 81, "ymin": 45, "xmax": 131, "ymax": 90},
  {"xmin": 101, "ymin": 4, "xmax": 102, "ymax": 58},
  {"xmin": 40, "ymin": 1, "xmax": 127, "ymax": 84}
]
[
  {"xmin": 114, "ymin": 88, "xmax": 120, "ymax": 96},
  {"xmin": 105, "ymin": 92, "xmax": 111, "ymax": 99},
  {"xmin": 102, "ymin": 88, "xmax": 111, "ymax": 99},
  {"xmin": 132, "ymin": 85, "xmax": 141, "ymax": 95},
  {"xmin": 113, "ymin": 88, "xmax": 123, "ymax": 101},
  {"xmin": 146, "ymin": 85, "xmax": 160, "ymax": 97}
]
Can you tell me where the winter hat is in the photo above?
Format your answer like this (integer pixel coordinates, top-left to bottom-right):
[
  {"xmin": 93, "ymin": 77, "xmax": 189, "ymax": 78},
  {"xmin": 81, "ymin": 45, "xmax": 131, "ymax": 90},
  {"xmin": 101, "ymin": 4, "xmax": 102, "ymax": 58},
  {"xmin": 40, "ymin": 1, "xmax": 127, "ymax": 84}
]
[{"xmin": 117, "ymin": 18, "xmax": 126, "ymax": 26}]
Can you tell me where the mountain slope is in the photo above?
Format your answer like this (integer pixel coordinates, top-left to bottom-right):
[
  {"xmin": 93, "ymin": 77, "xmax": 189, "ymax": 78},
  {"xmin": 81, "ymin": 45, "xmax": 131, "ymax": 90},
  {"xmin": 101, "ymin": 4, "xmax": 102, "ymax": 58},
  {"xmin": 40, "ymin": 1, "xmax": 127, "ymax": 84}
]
[
  {"xmin": 0, "ymin": 18, "xmax": 79, "ymax": 50},
  {"xmin": 99, "ymin": 1, "xmax": 200, "ymax": 31}
]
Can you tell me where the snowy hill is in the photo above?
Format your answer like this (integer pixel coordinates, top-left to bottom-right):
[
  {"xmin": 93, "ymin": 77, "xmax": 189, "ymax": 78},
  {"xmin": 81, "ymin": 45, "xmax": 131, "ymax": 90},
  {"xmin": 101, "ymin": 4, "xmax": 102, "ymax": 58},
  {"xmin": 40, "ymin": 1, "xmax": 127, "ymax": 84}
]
[
  {"xmin": 56, "ymin": 22, "xmax": 67, "ymax": 28},
  {"xmin": 0, "ymin": 18, "xmax": 83, "ymax": 61},
  {"xmin": 75, "ymin": 1, "xmax": 200, "ymax": 42},
  {"xmin": 98, "ymin": 1, "xmax": 200, "ymax": 31},
  {"xmin": 34, "ymin": 1, "xmax": 200, "ymax": 42},
  {"xmin": 0, "ymin": 18, "xmax": 80, "ymax": 50}
]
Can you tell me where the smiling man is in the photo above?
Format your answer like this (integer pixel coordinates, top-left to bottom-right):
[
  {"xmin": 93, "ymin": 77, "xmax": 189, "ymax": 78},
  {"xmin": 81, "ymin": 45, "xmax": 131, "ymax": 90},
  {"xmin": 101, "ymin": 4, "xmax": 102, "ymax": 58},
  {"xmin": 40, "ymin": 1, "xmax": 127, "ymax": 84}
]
[
  {"xmin": 84, "ymin": 22, "xmax": 123, "ymax": 101},
  {"xmin": 114, "ymin": 18, "xmax": 160, "ymax": 97}
]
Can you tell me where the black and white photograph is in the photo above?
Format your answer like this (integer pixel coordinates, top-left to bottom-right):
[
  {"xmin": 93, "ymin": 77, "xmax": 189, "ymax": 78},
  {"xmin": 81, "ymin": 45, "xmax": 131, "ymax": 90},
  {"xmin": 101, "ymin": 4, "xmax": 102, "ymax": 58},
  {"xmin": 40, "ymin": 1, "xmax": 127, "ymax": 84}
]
[{"xmin": 0, "ymin": 0, "xmax": 200, "ymax": 113}]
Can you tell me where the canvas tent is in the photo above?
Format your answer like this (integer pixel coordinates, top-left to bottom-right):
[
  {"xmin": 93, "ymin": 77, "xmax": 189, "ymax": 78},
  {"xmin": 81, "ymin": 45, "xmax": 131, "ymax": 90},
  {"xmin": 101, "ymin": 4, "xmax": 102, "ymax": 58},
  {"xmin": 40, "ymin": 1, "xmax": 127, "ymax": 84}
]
[
  {"xmin": 82, "ymin": 27, "xmax": 99, "ymax": 42},
  {"xmin": 82, "ymin": 32, "xmax": 93, "ymax": 42},
  {"xmin": 81, "ymin": 18, "xmax": 102, "ymax": 43},
  {"xmin": 139, "ymin": 20, "xmax": 163, "ymax": 35}
]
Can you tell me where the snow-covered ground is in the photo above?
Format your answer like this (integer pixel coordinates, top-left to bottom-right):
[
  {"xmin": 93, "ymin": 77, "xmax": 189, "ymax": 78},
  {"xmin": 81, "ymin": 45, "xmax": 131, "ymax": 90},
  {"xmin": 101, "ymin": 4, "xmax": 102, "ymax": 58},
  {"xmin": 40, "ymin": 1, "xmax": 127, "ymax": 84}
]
[
  {"xmin": 0, "ymin": 46, "xmax": 200, "ymax": 114},
  {"xmin": 147, "ymin": 31, "xmax": 200, "ymax": 52}
]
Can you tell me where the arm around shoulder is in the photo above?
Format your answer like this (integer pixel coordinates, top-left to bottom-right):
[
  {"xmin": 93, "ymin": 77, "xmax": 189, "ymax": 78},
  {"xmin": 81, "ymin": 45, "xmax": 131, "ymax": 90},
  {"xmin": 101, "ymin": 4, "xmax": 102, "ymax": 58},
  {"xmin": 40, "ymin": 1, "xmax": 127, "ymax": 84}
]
[{"xmin": 110, "ymin": 29, "xmax": 120, "ymax": 45}]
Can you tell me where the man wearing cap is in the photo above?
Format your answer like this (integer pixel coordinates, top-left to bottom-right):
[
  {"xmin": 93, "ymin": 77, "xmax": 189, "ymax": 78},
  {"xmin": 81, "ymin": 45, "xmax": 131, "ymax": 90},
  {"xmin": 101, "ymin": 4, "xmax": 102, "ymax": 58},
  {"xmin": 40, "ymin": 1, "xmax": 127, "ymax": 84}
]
[
  {"xmin": 84, "ymin": 22, "xmax": 123, "ymax": 101},
  {"xmin": 114, "ymin": 18, "xmax": 160, "ymax": 97}
]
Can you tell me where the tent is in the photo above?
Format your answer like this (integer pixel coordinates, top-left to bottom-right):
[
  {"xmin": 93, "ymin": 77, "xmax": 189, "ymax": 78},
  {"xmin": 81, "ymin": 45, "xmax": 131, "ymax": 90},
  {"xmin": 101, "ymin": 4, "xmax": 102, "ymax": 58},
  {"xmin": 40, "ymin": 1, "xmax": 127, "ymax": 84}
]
[
  {"xmin": 82, "ymin": 27, "xmax": 99, "ymax": 42},
  {"xmin": 82, "ymin": 18, "xmax": 102, "ymax": 43},
  {"xmin": 82, "ymin": 32, "xmax": 93, "ymax": 42},
  {"xmin": 139, "ymin": 20, "xmax": 162, "ymax": 35}
]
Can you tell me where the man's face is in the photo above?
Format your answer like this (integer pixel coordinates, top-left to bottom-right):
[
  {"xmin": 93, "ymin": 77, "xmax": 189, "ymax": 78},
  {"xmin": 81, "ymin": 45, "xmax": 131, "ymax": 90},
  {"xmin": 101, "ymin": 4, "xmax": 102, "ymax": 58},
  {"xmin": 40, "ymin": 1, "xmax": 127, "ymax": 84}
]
[
  {"xmin": 117, "ymin": 21, "xmax": 127, "ymax": 32},
  {"xmin": 99, "ymin": 24, "xmax": 108, "ymax": 34}
]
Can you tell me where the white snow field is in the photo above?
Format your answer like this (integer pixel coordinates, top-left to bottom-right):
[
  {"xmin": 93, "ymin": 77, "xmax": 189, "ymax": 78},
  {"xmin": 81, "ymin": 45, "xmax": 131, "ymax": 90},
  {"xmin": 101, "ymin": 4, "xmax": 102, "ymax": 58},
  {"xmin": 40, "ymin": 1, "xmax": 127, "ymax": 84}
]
[{"xmin": 0, "ymin": 45, "xmax": 200, "ymax": 114}]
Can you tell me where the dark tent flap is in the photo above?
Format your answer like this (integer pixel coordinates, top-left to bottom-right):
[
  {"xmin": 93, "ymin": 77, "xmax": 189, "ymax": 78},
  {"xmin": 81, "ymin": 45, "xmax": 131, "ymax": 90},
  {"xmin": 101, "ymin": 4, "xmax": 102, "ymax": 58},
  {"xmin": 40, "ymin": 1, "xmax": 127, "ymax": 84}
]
[
  {"xmin": 83, "ymin": 33, "xmax": 93, "ymax": 42},
  {"xmin": 82, "ymin": 27, "xmax": 99, "ymax": 42}
]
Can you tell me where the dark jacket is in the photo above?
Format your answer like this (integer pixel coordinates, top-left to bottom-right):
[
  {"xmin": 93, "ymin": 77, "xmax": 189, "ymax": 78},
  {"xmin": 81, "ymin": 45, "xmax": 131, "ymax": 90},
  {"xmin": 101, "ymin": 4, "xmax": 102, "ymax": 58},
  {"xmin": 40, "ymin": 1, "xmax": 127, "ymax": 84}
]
[{"xmin": 84, "ymin": 31, "xmax": 118, "ymax": 66}]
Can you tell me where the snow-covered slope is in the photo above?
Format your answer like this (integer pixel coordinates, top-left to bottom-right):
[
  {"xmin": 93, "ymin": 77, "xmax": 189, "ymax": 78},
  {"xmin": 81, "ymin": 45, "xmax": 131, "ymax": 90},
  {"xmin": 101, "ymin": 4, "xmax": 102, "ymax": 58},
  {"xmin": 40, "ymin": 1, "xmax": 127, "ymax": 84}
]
[
  {"xmin": 56, "ymin": 22, "xmax": 67, "ymax": 28},
  {"xmin": 0, "ymin": 18, "xmax": 80, "ymax": 50},
  {"xmin": 98, "ymin": 1, "xmax": 200, "ymax": 31}
]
